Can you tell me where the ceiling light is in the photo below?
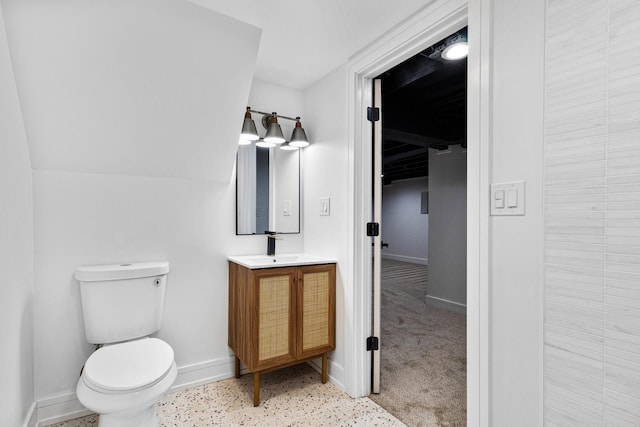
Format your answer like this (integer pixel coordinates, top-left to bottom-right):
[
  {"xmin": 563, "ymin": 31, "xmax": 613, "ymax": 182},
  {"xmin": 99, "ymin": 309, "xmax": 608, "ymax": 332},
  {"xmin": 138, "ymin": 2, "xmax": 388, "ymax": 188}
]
[
  {"xmin": 441, "ymin": 42, "xmax": 468, "ymax": 60},
  {"xmin": 289, "ymin": 117, "xmax": 309, "ymax": 148}
]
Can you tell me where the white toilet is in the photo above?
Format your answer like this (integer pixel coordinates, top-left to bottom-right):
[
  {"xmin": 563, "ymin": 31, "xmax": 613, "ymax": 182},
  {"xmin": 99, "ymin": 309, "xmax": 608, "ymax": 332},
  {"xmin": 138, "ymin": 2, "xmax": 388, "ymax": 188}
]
[{"xmin": 75, "ymin": 261, "xmax": 177, "ymax": 427}]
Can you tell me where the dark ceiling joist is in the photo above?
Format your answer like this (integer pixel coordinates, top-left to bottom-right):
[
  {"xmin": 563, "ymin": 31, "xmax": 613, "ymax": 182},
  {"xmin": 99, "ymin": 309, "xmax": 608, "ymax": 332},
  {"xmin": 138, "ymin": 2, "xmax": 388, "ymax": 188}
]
[
  {"xmin": 384, "ymin": 128, "xmax": 454, "ymax": 148},
  {"xmin": 382, "ymin": 57, "xmax": 442, "ymax": 94},
  {"xmin": 383, "ymin": 147, "xmax": 429, "ymax": 164}
]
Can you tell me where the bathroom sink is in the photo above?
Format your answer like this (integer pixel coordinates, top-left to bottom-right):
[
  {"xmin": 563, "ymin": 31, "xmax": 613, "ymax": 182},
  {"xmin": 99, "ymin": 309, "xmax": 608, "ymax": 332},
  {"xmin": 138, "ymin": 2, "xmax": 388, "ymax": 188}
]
[{"xmin": 228, "ymin": 253, "xmax": 336, "ymax": 269}]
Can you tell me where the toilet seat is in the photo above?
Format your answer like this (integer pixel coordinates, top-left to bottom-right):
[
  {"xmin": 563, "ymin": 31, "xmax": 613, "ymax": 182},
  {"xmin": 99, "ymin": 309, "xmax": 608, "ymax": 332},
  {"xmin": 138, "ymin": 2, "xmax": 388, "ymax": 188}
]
[{"xmin": 83, "ymin": 338, "xmax": 174, "ymax": 394}]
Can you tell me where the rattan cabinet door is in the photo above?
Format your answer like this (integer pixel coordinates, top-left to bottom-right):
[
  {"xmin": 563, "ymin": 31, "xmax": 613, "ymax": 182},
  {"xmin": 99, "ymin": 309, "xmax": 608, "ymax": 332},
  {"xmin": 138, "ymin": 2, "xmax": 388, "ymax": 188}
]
[
  {"xmin": 253, "ymin": 268, "xmax": 297, "ymax": 370},
  {"xmin": 296, "ymin": 264, "xmax": 336, "ymax": 359}
]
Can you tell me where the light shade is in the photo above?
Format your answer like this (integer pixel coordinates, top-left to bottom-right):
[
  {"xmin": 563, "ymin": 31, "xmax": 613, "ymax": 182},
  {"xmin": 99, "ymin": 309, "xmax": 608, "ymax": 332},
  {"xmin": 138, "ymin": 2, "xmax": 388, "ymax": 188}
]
[
  {"xmin": 289, "ymin": 118, "xmax": 310, "ymax": 148},
  {"xmin": 280, "ymin": 142, "xmax": 299, "ymax": 151},
  {"xmin": 264, "ymin": 113, "xmax": 285, "ymax": 144},
  {"xmin": 239, "ymin": 107, "xmax": 259, "ymax": 143},
  {"xmin": 255, "ymin": 140, "xmax": 276, "ymax": 148},
  {"xmin": 441, "ymin": 42, "xmax": 468, "ymax": 60}
]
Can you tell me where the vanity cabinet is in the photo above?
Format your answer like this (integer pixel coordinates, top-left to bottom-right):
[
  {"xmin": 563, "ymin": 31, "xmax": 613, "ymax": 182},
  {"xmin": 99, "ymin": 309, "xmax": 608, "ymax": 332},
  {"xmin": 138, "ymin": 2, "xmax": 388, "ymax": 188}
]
[{"xmin": 228, "ymin": 261, "xmax": 336, "ymax": 406}]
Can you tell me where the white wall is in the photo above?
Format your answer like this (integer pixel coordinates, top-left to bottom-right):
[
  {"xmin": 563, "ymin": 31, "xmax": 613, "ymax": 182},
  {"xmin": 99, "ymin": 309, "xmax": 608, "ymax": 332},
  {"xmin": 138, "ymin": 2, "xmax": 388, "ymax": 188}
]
[
  {"xmin": 543, "ymin": 0, "xmax": 640, "ymax": 424},
  {"xmin": 302, "ymin": 65, "xmax": 349, "ymax": 387},
  {"xmin": 3, "ymin": 0, "xmax": 259, "ymax": 183},
  {"xmin": 381, "ymin": 177, "xmax": 429, "ymax": 265},
  {"xmin": 0, "ymin": 1, "xmax": 287, "ymax": 420},
  {"xmin": 305, "ymin": 0, "xmax": 545, "ymax": 426},
  {"xmin": 487, "ymin": 0, "xmax": 545, "ymax": 423},
  {"xmin": 0, "ymin": 2, "xmax": 35, "ymax": 425},
  {"xmin": 427, "ymin": 147, "xmax": 467, "ymax": 308}
]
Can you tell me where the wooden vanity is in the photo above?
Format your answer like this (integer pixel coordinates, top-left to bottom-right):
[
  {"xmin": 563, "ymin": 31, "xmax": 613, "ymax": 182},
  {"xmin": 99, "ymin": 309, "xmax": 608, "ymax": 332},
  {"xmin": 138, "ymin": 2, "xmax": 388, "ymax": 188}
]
[{"xmin": 228, "ymin": 257, "xmax": 336, "ymax": 406}]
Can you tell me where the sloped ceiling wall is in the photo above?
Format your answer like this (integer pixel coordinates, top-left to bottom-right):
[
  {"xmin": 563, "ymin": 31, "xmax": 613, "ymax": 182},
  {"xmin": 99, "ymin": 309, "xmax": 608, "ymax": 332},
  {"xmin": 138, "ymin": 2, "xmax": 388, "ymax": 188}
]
[{"xmin": 3, "ymin": 0, "xmax": 261, "ymax": 182}]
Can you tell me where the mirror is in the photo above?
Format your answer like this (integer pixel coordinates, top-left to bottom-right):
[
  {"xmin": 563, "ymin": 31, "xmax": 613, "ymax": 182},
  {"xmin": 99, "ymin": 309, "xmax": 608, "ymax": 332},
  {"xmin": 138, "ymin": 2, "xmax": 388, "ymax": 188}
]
[{"xmin": 236, "ymin": 144, "xmax": 300, "ymax": 235}]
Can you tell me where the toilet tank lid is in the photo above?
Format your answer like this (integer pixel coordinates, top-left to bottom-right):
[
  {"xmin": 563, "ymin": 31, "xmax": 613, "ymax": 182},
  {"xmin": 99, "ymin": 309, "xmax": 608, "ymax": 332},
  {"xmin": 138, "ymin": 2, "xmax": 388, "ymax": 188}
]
[{"xmin": 75, "ymin": 261, "xmax": 169, "ymax": 282}]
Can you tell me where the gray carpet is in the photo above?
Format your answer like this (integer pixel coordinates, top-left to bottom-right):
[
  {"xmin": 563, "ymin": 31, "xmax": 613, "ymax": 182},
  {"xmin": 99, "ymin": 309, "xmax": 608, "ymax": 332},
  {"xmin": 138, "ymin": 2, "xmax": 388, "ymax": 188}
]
[{"xmin": 368, "ymin": 259, "xmax": 466, "ymax": 426}]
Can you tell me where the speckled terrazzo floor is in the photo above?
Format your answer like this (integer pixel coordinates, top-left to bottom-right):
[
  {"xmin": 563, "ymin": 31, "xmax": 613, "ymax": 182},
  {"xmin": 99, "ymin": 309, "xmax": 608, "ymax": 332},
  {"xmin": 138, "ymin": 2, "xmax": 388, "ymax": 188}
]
[{"xmin": 49, "ymin": 364, "xmax": 405, "ymax": 427}]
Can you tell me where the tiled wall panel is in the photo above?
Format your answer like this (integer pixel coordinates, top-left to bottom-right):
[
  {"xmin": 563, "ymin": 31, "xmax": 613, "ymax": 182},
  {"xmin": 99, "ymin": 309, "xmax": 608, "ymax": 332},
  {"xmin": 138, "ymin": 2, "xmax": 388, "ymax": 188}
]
[{"xmin": 544, "ymin": 0, "xmax": 640, "ymax": 424}]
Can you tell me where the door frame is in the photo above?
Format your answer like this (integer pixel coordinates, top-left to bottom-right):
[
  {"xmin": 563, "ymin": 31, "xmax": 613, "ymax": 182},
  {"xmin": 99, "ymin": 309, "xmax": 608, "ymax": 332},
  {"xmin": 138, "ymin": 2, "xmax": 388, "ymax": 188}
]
[{"xmin": 344, "ymin": 0, "xmax": 491, "ymax": 426}]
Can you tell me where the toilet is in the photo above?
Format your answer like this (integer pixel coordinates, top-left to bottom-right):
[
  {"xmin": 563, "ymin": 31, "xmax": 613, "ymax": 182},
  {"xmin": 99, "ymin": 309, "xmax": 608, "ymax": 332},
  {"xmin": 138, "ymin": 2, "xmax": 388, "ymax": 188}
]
[{"xmin": 75, "ymin": 261, "xmax": 177, "ymax": 427}]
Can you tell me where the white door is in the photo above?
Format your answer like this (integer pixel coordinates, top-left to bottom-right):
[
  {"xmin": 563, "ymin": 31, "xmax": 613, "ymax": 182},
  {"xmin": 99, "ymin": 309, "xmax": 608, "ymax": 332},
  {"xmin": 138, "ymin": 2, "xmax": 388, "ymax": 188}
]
[{"xmin": 371, "ymin": 78, "xmax": 383, "ymax": 394}]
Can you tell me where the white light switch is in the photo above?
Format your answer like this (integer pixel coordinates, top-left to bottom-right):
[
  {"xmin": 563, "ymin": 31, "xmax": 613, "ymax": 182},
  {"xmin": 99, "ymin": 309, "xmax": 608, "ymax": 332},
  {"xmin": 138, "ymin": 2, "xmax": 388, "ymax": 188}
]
[
  {"xmin": 495, "ymin": 190, "xmax": 505, "ymax": 208},
  {"xmin": 320, "ymin": 197, "xmax": 330, "ymax": 216},
  {"xmin": 490, "ymin": 181, "xmax": 525, "ymax": 216},
  {"xmin": 283, "ymin": 200, "xmax": 291, "ymax": 216}
]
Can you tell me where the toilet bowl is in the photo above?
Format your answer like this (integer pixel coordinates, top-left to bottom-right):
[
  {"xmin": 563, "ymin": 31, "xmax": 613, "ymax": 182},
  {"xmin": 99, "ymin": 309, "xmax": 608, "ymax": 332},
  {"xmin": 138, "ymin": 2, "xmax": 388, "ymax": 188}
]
[
  {"xmin": 75, "ymin": 261, "xmax": 175, "ymax": 426},
  {"xmin": 77, "ymin": 337, "xmax": 177, "ymax": 427}
]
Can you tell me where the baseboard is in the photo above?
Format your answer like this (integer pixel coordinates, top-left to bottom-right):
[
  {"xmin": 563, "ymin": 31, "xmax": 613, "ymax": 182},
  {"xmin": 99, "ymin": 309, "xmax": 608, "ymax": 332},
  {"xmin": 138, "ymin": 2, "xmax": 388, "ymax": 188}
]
[
  {"xmin": 33, "ymin": 355, "xmax": 345, "ymax": 425},
  {"xmin": 307, "ymin": 356, "xmax": 345, "ymax": 392},
  {"xmin": 426, "ymin": 294, "xmax": 467, "ymax": 314},
  {"xmin": 381, "ymin": 253, "xmax": 428, "ymax": 265},
  {"xmin": 34, "ymin": 355, "xmax": 236, "ymax": 426},
  {"xmin": 170, "ymin": 355, "xmax": 236, "ymax": 393},
  {"xmin": 36, "ymin": 392, "xmax": 92, "ymax": 427},
  {"xmin": 22, "ymin": 401, "xmax": 37, "ymax": 427}
]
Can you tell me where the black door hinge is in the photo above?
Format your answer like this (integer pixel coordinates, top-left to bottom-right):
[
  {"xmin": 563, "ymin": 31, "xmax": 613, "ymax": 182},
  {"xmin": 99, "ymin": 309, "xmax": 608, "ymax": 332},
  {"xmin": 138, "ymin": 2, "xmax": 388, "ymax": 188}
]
[
  {"xmin": 367, "ymin": 336, "xmax": 379, "ymax": 351},
  {"xmin": 367, "ymin": 107, "xmax": 380, "ymax": 122},
  {"xmin": 367, "ymin": 222, "xmax": 379, "ymax": 237}
]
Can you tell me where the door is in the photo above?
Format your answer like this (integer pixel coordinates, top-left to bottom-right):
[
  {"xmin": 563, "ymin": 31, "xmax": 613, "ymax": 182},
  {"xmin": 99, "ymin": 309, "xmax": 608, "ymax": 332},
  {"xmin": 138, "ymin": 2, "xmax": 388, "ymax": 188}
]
[
  {"xmin": 254, "ymin": 268, "xmax": 297, "ymax": 370},
  {"xmin": 296, "ymin": 264, "xmax": 336, "ymax": 359},
  {"xmin": 371, "ymin": 78, "xmax": 383, "ymax": 393}
]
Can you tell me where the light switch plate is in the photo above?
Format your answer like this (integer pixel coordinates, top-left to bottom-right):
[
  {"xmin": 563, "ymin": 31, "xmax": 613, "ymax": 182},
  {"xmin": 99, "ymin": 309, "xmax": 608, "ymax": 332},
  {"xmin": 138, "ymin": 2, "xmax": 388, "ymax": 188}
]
[
  {"xmin": 490, "ymin": 181, "xmax": 525, "ymax": 216},
  {"xmin": 320, "ymin": 197, "xmax": 330, "ymax": 216},
  {"xmin": 283, "ymin": 200, "xmax": 291, "ymax": 216}
]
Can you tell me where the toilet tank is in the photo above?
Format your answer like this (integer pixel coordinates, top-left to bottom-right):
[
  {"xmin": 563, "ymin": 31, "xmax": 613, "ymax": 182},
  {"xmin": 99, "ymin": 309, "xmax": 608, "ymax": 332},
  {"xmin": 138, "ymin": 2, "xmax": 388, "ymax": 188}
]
[{"xmin": 75, "ymin": 261, "xmax": 170, "ymax": 344}]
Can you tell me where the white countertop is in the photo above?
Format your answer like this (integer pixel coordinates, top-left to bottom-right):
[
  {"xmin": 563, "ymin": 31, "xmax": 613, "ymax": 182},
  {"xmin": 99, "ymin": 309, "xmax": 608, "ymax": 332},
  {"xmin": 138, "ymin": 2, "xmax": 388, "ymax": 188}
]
[{"xmin": 228, "ymin": 253, "xmax": 337, "ymax": 269}]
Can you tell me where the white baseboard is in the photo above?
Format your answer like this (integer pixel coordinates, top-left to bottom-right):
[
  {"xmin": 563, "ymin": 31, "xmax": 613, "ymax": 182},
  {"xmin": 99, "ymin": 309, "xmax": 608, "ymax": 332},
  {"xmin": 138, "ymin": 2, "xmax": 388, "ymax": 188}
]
[
  {"xmin": 34, "ymin": 355, "xmax": 236, "ymax": 426},
  {"xmin": 36, "ymin": 392, "xmax": 92, "ymax": 427},
  {"xmin": 170, "ymin": 355, "xmax": 239, "ymax": 392},
  {"xmin": 22, "ymin": 401, "xmax": 37, "ymax": 427},
  {"xmin": 307, "ymin": 356, "xmax": 345, "ymax": 392},
  {"xmin": 381, "ymin": 253, "xmax": 428, "ymax": 265},
  {"xmin": 33, "ymin": 355, "xmax": 344, "ymax": 425},
  {"xmin": 426, "ymin": 294, "xmax": 467, "ymax": 314}
]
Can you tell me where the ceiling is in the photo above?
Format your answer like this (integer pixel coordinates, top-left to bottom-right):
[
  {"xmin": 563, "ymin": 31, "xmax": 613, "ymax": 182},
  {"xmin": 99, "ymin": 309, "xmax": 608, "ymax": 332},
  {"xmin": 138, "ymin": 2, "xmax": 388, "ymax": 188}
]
[
  {"xmin": 187, "ymin": 0, "xmax": 431, "ymax": 89},
  {"xmin": 187, "ymin": 1, "xmax": 467, "ymax": 184},
  {"xmin": 378, "ymin": 28, "xmax": 467, "ymax": 184}
]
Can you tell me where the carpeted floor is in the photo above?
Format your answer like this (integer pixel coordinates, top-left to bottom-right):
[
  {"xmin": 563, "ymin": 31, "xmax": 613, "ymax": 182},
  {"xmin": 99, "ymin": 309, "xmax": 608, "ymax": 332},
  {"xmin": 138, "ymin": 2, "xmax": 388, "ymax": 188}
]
[{"xmin": 368, "ymin": 259, "xmax": 466, "ymax": 426}]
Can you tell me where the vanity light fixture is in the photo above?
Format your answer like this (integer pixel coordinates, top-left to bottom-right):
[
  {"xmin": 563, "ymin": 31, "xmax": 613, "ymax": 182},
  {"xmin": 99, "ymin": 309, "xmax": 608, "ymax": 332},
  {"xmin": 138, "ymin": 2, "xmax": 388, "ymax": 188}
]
[
  {"xmin": 289, "ymin": 117, "xmax": 310, "ymax": 148},
  {"xmin": 280, "ymin": 142, "xmax": 299, "ymax": 151},
  {"xmin": 255, "ymin": 140, "xmax": 277, "ymax": 148},
  {"xmin": 263, "ymin": 113, "xmax": 285, "ymax": 144},
  {"xmin": 238, "ymin": 107, "xmax": 310, "ymax": 149},
  {"xmin": 239, "ymin": 107, "xmax": 259, "ymax": 144}
]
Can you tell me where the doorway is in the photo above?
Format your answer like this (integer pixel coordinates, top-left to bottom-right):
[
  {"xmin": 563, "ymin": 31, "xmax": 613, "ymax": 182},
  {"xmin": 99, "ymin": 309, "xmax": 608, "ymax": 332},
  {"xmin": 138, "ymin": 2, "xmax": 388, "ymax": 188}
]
[
  {"xmin": 343, "ymin": 0, "xmax": 490, "ymax": 425},
  {"xmin": 367, "ymin": 29, "xmax": 468, "ymax": 425}
]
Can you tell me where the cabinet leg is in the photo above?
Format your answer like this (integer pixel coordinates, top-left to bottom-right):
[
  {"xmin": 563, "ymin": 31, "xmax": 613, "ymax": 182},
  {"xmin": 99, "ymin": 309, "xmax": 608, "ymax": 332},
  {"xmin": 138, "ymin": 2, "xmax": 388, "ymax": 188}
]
[
  {"xmin": 234, "ymin": 355, "xmax": 240, "ymax": 378},
  {"xmin": 253, "ymin": 372, "xmax": 260, "ymax": 407},
  {"xmin": 321, "ymin": 353, "xmax": 328, "ymax": 384}
]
